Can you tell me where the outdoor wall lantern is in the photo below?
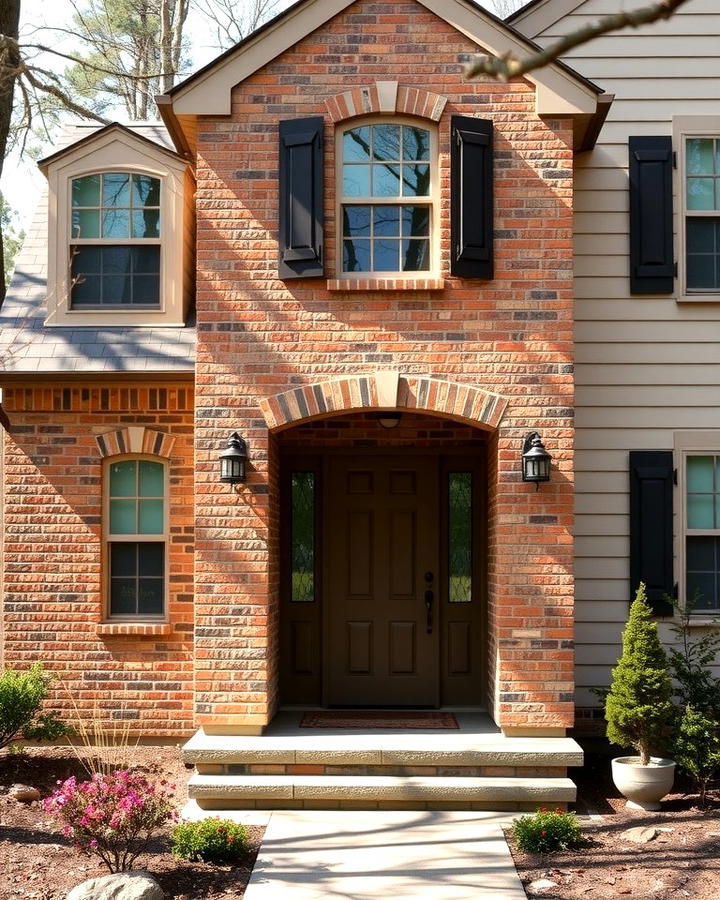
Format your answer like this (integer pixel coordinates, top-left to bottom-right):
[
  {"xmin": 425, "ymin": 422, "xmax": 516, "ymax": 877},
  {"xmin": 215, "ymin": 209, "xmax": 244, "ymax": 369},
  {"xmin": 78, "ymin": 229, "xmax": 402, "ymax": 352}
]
[
  {"xmin": 376, "ymin": 412, "xmax": 402, "ymax": 429},
  {"xmin": 219, "ymin": 432, "xmax": 249, "ymax": 484},
  {"xmin": 521, "ymin": 432, "xmax": 552, "ymax": 489}
]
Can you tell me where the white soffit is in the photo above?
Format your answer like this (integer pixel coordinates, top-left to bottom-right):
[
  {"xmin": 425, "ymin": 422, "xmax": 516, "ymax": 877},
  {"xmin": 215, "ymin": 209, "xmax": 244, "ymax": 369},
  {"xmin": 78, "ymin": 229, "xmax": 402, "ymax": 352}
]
[{"xmin": 170, "ymin": 0, "xmax": 599, "ymax": 118}]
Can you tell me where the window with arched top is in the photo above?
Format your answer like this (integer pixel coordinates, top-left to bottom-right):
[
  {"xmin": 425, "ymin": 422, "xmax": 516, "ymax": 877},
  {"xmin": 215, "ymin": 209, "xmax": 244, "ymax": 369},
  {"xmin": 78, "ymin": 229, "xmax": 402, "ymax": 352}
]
[
  {"xmin": 338, "ymin": 119, "xmax": 437, "ymax": 275},
  {"xmin": 105, "ymin": 457, "xmax": 167, "ymax": 619}
]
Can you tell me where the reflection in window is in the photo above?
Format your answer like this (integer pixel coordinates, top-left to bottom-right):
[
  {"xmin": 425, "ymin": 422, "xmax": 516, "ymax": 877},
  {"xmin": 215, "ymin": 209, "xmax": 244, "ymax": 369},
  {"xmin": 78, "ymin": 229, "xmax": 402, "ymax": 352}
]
[
  {"xmin": 448, "ymin": 473, "xmax": 472, "ymax": 603},
  {"xmin": 107, "ymin": 459, "xmax": 165, "ymax": 617},
  {"xmin": 341, "ymin": 123, "xmax": 432, "ymax": 273},
  {"xmin": 291, "ymin": 472, "xmax": 315, "ymax": 602}
]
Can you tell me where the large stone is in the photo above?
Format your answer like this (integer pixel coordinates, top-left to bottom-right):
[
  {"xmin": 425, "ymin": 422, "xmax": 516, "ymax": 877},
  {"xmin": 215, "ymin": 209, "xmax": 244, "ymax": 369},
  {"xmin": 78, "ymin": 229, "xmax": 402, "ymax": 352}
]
[
  {"xmin": 9, "ymin": 783, "xmax": 41, "ymax": 802},
  {"xmin": 66, "ymin": 871, "xmax": 164, "ymax": 900},
  {"xmin": 622, "ymin": 826, "xmax": 659, "ymax": 844}
]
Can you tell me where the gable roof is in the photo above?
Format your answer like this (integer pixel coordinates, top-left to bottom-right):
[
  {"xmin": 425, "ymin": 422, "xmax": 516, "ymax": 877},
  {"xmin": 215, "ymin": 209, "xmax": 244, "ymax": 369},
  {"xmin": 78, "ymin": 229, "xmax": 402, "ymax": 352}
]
[{"xmin": 160, "ymin": 0, "xmax": 604, "ymax": 128}]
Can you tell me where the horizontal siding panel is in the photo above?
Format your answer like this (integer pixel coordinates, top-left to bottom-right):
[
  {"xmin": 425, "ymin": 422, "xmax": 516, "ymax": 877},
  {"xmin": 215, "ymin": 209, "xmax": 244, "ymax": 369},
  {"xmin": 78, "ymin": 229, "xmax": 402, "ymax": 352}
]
[
  {"xmin": 576, "ymin": 449, "xmax": 629, "ymax": 471},
  {"xmin": 575, "ymin": 622, "xmax": 623, "ymax": 644},
  {"xmin": 576, "ymin": 320, "xmax": 720, "ymax": 343},
  {"xmin": 576, "ymin": 536, "xmax": 628, "ymax": 558},
  {"xmin": 575, "ymin": 169, "xmax": 628, "ymax": 192},
  {"xmin": 574, "ymin": 644, "xmax": 626, "ymax": 666},
  {"xmin": 576, "ymin": 363, "xmax": 720, "ymax": 385},
  {"xmin": 575, "ymin": 514, "xmax": 629, "ymax": 537},
  {"xmin": 576, "ymin": 582, "xmax": 629, "ymax": 604},
  {"xmin": 592, "ymin": 77, "xmax": 720, "ymax": 100},
  {"xmin": 576, "ymin": 343, "xmax": 720, "ymax": 363},
  {"xmin": 574, "ymin": 472, "xmax": 626, "ymax": 493},
  {"xmin": 574, "ymin": 300, "xmax": 720, "ymax": 322},
  {"xmin": 575, "ymin": 557, "xmax": 627, "ymax": 579},
  {"xmin": 574, "ymin": 255, "xmax": 627, "ymax": 276},
  {"xmin": 575, "ymin": 687, "xmax": 604, "ymax": 707},
  {"xmin": 558, "ymin": 35, "xmax": 720, "ymax": 58},
  {"xmin": 575, "ymin": 233, "xmax": 627, "ymax": 255},
  {"xmin": 570, "ymin": 0, "xmax": 720, "ymax": 16},
  {"xmin": 578, "ymin": 385, "xmax": 720, "ymax": 405},
  {"xmin": 575, "ymin": 492, "xmax": 627, "ymax": 515},
  {"xmin": 575, "ymin": 429, "xmax": 676, "ymax": 450},
  {"xmin": 553, "ymin": 56, "xmax": 720, "ymax": 78},
  {"xmin": 574, "ymin": 191, "xmax": 628, "ymax": 214},
  {"xmin": 576, "ymin": 406, "xmax": 720, "ymax": 428},
  {"xmin": 576, "ymin": 665, "xmax": 615, "ymax": 686},
  {"xmin": 574, "ymin": 214, "xmax": 627, "ymax": 236},
  {"xmin": 594, "ymin": 123, "xmax": 671, "ymax": 143}
]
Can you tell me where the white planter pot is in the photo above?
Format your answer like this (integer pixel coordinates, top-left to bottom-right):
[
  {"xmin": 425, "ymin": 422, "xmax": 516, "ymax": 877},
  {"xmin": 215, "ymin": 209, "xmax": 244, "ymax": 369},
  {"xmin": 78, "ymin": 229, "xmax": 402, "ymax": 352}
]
[{"xmin": 611, "ymin": 756, "xmax": 676, "ymax": 811}]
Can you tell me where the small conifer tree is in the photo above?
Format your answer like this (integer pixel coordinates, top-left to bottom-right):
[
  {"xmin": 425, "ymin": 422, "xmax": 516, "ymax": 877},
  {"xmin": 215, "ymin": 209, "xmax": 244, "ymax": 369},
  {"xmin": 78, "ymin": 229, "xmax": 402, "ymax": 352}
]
[{"xmin": 605, "ymin": 583, "xmax": 674, "ymax": 765}]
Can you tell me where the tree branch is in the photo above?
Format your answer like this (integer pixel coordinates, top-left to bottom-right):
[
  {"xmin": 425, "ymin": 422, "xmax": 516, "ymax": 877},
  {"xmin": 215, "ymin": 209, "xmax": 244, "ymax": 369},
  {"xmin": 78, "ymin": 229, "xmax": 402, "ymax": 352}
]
[{"xmin": 466, "ymin": 0, "xmax": 692, "ymax": 81}]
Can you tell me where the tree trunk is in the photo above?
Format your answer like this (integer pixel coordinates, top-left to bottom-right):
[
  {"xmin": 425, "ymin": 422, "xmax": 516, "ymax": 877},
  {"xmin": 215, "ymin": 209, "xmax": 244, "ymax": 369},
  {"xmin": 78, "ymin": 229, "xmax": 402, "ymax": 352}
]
[{"xmin": 0, "ymin": 0, "xmax": 21, "ymax": 303}]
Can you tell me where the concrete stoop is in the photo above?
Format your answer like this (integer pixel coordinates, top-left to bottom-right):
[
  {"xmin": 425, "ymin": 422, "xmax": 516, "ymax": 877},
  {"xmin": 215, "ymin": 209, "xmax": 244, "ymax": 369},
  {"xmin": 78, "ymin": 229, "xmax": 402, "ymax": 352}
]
[{"xmin": 181, "ymin": 714, "xmax": 582, "ymax": 813}]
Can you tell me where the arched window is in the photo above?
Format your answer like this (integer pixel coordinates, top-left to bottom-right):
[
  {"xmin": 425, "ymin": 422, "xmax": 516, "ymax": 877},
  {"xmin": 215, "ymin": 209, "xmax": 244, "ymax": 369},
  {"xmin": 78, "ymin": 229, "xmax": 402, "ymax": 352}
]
[{"xmin": 105, "ymin": 457, "xmax": 167, "ymax": 618}]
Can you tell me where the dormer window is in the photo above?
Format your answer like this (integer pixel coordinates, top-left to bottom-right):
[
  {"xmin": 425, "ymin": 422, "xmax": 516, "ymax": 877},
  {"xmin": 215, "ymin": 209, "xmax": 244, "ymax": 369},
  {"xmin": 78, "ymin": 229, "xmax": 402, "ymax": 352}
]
[{"xmin": 70, "ymin": 172, "xmax": 162, "ymax": 308}]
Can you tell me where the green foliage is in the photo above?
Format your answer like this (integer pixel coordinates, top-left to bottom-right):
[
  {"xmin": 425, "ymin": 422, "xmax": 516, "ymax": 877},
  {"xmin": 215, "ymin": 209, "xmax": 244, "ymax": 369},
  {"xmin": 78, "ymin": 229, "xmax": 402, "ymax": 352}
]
[
  {"xmin": 667, "ymin": 591, "xmax": 720, "ymax": 716},
  {"xmin": 0, "ymin": 664, "xmax": 69, "ymax": 750},
  {"xmin": 1, "ymin": 193, "xmax": 25, "ymax": 288},
  {"xmin": 605, "ymin": 583, "xmax": 674, "ymax": 765},
  {"xmin": 171, "ymin": 817, "xmax": 249, "ymax": 864},
  {"xmin": 674, "ymin": 705, "xmax": 720, "ymax": 808},
  {"xmin": 511, "ymin": 808, "xmax": 583, "ymax": 854}
]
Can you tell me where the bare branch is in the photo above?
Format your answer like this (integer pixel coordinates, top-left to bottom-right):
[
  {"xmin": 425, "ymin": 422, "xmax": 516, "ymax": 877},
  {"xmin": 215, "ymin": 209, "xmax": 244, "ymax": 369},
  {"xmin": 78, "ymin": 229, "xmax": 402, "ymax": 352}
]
[{"xmin": 466, "ymin": 0, "xmax": 692, "ymax": 81}]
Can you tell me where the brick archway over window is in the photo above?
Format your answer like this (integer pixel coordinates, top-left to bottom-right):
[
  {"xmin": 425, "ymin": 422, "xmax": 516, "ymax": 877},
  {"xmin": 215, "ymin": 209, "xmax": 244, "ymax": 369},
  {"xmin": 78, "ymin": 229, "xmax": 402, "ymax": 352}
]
[
  {"xmin": 260, "ymin": 372, "xmax": 508, "ymax": 431},
  {"xmin": 325, "ymin": 81, "xmax": 448, "ymax": 123},
  {"xmin": 95, "ymin": 426, "xmax": 176, "ymax": 459}
]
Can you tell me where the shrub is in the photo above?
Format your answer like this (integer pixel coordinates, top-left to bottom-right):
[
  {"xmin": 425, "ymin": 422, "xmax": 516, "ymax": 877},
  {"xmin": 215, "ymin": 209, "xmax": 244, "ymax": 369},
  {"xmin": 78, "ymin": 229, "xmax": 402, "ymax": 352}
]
[
  {"xmin": 667, "ymin": 591, "xmax": 720, "ymax": 717},
  {"xmin": 171, "ymin": 817, "xmax": 249, "ymax": 864},
  {"xmin": 511, "ymin": 808, "xmax": 583, "ymax": 854},
  {"xmin": 0, "ymin": 664, "xmax": 71, "ymax": 750},
  {"xmin": 43, "ymin": 769, "xmax": 177, "ymax": 872},
  {"xmin": 674, "ymin": 705, "xmax": 720, "ymax": 809},
  {"xmin": 605, "ymin": 583, "xmax": 674, "ymax": 765}
]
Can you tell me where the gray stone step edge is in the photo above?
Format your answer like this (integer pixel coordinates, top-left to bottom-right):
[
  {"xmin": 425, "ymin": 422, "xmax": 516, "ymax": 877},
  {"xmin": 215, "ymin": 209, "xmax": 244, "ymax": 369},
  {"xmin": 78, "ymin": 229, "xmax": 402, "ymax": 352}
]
[{"xmin": 188, "ymin": 773, "xmax": 577, "ymax": 802}]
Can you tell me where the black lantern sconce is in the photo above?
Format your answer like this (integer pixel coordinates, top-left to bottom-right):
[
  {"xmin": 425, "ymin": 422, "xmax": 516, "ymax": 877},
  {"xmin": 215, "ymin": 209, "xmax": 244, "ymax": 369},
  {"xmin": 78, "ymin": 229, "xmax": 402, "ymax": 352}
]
[
  {"xmin": 219, "ymin": 432, "xmax": 249, "ymax": 484},
  {"xmin": 521, "ymin": 432, "xmax": 552, "ymax": 489}
]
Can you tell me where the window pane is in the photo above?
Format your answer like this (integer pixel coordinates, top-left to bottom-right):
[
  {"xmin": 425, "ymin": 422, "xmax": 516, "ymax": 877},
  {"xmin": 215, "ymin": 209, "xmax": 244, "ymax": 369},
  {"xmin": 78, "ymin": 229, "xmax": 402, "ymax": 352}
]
[
  {"xmin": 343, "ymin": 127, "xmax": 371, "ymax": 163},
  {"xmin": 373, "ymin": 206, "xmax": 400, "ymax": 237},
  {"xmin": 449, "ymin": 473, "xmax": 472, "ymax": 603},
  {"xmin": 138, "ymin": 580, "xmax": 164, "ymax": 615},
  {"xmin": 373, "ymin": 163, "xmax": 400, "ymax": 197},
  {"xmin": 687, "ymin": 177, "xmax": 715, "ymax": 210},
  {"xmin": 402, "ymin": 206, "xmax": 430, "ymax": 237},
  {"xmin": 343, "ymin": 206, "xmax": 371, "ymax": 237},
  {"xmin": 138, "ymin": 542, "xmax": 164, "ymax": 576},
  {"xmin": 110, "ymin": 542, "xmax": 136, "ymax": 577},
  {"xmin": 687, "ymin": 535, "xmax": 715, "ymax": 569},
  {"xmin": 687, "ymin": 571, "xmax": 717, "ymax": 611},
  {"xmin": 375, "ymin": 239, "xmax": 399, "ymax": 271},
  {"xmin": 687, "ymin": 218, "xmax": 716, "ymax": 252},
  {"xmin": 103, "ymin": 274, "xmax": 131, "ymax": 304},
  {"xmin": 686, "ymin": 138, "xmax": 715, "ymax": 176},
  {"xmin": 132, "ymin": 175, "xmax": 160, "ymax": 208},
  {"xmin": 687, "ymin": 456, "xmax": 714, "ymax": 492},
  {"xmin": 139, "ymin": 460, "xmax": 164, "ymax": 496},
  {"xmin": 373, "ymin": 124, "xmax": 400, "ymax": 161},
  {"xmin": 71, "ymin": 274, "xmax": 101, "ymax": 306},
  {"xmin": 110, "ymin": 499, "xmax": 137, "ymax": 534},
  {"xmin": 110, "ymin": 460, "xmax": 137, "ymax": 497},
  {"xmin": 402, "ymin": 164, "xmax": 430, "ymax": 197},
  {"xmin": 132, "ymin": 274, "xmax": 160, "ymax": 304},
  {"xmin": 291, "ymin": 472, "xmax": 315, "ymax": 602},
  {"xmin": 110, "ymin": 578, "xmax": 137, "ymax": 615},
  {"xmin": 133, "ymin": 246, "xmax": 161, "ymax": 272},
  {"xmin": 102, "ymin": 173, "xmax": 130, "ymax": 207},
  {"xmin": 103, "ymin": 246, "xmax": 132, "ymax": 275},
  {"xmin": 688, "ymin": 494, "xmax": 714, "ymax": 529},
  {"xmin": 402, "ymin": 126, "xmax": 430, "ymax": 162},
  {"xmin": 72, "ymin": 209, "xmax": 100, "ymax": 239},
  {"xmin": 138, "ymin": 499, "xmax": 163, "ymax": 534},
  {"xmin": 102, "ymin": 208, "xmax": 130, "ymax": 238},
  {"xmin": 132, "ymin": 209, "xmax": 160, "ymax": 239},
  {"xmin": 686, "ymin": 219, "xmax": 720, "ymax": 290},
  {"xmin": 72, "ymin": 175, "xmax": 101, "ymax": 207},
  {"xmin": 402, "ymin": 239, "xmax": 430, "ymax": 271},
  {"xmin": 343, "ymin": 165, "xmax": 370, "ymax": 197},
  {"xmin": 343, "ymin": 239, "xmax": 371, "ymax": 272}
]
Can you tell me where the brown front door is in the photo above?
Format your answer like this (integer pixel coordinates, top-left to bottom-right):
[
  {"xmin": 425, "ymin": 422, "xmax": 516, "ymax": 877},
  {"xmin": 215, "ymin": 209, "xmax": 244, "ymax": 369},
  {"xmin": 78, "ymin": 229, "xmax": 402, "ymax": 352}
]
[{"xmin": 326, "ymin": 455, "xmax": 439, "ymax": 706}]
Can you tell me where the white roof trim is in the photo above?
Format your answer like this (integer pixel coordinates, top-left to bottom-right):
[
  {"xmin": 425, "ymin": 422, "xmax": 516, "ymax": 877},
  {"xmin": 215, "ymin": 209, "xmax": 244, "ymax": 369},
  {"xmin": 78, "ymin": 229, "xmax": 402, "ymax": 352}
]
[
  {"xmin": 509, "ymin": 0, "xmax": 588, "ymax": 40},
  {"xmin": 170, "ymin": 0, "xmax": 599, "ymax": 118}
]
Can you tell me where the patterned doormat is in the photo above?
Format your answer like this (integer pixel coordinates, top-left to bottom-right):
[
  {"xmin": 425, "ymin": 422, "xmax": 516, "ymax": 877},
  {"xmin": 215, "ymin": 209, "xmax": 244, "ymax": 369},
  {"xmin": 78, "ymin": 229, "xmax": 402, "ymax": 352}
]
[{"xmin": 300, "ymin": 710, "xmax": 459, "ymax": 729}]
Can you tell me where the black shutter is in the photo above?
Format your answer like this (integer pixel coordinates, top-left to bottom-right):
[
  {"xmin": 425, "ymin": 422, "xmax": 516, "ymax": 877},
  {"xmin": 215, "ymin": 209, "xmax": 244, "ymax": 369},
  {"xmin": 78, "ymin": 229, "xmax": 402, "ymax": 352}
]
[
  {"xmin": 279, "ymin": 116, "xmax": 324, "ymax": 279},
  {"xmin": 629, "ymin": 136, "xmax": 674, "ymax": 294},
  {"xmin": 629, "ymin": 450, "xmax": 674, "ymax": 616},
  {"xmin": 451, "ymin": 115, "xmax": 493, "ymax": 279}
]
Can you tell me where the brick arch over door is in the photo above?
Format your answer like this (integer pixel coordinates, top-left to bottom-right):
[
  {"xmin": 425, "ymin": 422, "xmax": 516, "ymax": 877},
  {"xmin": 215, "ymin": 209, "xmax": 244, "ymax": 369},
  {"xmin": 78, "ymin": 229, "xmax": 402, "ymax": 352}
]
[{"xmin": 259, "ymin": 372, "xmax": 508, "ymax": 431}]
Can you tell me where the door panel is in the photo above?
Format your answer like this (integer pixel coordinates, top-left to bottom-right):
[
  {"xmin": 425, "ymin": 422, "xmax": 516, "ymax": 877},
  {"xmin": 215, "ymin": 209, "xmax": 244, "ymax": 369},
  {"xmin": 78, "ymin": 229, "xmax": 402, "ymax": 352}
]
[{"xmin": 327, "ymin": 456, "xmax": 439, "ymax": 706}]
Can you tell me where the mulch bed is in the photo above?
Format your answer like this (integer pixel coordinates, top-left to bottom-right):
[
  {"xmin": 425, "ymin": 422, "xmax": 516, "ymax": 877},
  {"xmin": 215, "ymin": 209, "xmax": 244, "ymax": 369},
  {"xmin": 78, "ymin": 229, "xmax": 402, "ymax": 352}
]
[{"xmin": 0, "ymin": 745, "xmax": 262, "ymax": 899}]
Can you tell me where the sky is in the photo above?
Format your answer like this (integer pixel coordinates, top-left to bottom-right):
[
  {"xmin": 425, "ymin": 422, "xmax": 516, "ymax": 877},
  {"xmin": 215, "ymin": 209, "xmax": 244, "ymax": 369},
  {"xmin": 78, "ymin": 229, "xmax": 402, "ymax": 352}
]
[{"xmin": 3, "ymin": 0, "xmax": 507, "ymax": 229}]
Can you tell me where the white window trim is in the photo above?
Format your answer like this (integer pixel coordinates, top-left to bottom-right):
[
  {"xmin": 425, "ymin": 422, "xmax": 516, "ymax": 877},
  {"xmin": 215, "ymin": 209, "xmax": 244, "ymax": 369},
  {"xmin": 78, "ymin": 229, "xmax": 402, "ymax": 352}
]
[
  {"xmin": 334, "ymin": 115, "xmax": 440, "ymax": 282},
  {"xmin": 103, "ymin": 455, "xmax": 169, "ymax": 623},
  {"xmin": 43, "ymin": 129, "xmax": 190, "ymax": 327},
  {"xmin": 673, "ymin": 116, "xmax": 720, "ymax": 303},
  {"xmin": 674, "ymin": 430, "xmax": 720, "ymax": 625}
]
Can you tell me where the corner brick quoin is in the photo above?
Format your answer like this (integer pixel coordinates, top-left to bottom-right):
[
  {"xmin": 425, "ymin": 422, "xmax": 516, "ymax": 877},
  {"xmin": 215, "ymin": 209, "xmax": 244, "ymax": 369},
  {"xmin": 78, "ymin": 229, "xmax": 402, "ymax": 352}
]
[
  {"xmin": 95, "ymin": 426, "xmax": 176, "ymax": 459},
  {"xmin": 259, "ymin": 372, "xmax": 509, "ymax": 432},
  {"xmin": 325, "ymin": 81, "xmax": 448, "ymax": 123}
]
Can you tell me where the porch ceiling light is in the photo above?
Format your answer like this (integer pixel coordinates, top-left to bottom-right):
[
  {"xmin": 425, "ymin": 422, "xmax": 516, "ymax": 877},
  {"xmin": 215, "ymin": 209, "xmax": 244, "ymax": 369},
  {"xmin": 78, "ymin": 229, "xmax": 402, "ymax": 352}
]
[
  {"xmin": 219, "ymin": 432, "xmax": 248, "ymax": 484},
  {"xmin": 376, "ymin": 412, "xmax": 402, "ymax": 429},
  {"xmin": 521, "ymin": 431, "xmax": 551, "ymax": 489}
]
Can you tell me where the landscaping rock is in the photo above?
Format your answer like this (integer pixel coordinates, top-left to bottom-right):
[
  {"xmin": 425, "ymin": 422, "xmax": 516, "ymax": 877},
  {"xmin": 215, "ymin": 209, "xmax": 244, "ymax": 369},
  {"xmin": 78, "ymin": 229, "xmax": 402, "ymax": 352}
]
[
  {"xmin": 622, "ymin": 826, "xmax": 659, "ymax": 844},
  {"xmin": 527, "ymin": 879, "xmax": 558, "ymax": 895},
  {"xmin": 9, "ymin": 784, "xmax": 40, "ymax": 802},
  {"xmin": 66, "ymin": 871, "xmax": 164, "ymax": 900}
]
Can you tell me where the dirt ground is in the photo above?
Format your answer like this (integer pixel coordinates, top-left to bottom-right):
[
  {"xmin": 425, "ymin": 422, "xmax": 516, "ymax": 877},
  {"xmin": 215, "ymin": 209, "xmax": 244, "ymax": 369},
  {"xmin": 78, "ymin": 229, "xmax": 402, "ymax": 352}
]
[
  {"xmin": 1, "ymin": 744, "xmax": 719, "ymax": 899},
  {"xmin": 509, "ymin": 752, "xmax": 720, "ymax": 899}
]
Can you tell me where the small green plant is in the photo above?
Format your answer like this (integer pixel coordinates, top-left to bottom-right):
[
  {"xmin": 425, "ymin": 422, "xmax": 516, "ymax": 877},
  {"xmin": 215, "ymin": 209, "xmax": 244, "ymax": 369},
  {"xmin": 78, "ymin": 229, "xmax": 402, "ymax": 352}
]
[
  {"xmin": 674, "ymin": 705, "xmax": 720, "ymax": 809},
  {"xmin": 511, "ymin": 808, "xmax": 583, "ymax": 854},
  {"xmin": 605, "ymin": 583, "xmax": 674, "ymax": 764},
  {"xmin": 0, "ymin": 664, "xmax": 71, "ymax": 750},
  {"xmin": 171, "ymin": 817, "xmax": 249, "ymax": 863},
  {"xmin": 667, "ymin": 591, "xmax": 720, "ymax": 717}
]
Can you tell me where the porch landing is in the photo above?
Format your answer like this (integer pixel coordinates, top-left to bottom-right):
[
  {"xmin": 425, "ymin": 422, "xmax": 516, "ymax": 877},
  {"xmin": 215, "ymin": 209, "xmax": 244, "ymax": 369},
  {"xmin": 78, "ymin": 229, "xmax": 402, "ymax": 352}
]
[{"xmin": 183, "ymin": 712, "xmax": 582, "ymax": 812}]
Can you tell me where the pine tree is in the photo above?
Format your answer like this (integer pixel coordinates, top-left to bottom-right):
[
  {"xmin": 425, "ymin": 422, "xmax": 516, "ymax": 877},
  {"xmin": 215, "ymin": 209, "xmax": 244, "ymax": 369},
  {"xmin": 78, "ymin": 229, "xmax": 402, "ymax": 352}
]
[{"xmin": 605, "ymin": 583, "xmax": 674, "ymax": 765}]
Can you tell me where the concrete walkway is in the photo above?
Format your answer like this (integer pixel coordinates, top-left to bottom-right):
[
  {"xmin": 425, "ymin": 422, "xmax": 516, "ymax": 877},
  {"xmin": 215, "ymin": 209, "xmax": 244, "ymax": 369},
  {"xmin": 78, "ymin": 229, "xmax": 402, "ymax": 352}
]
[{"xmin": 242, "ymin": 809, "xmax": 527, "ymax": 899}]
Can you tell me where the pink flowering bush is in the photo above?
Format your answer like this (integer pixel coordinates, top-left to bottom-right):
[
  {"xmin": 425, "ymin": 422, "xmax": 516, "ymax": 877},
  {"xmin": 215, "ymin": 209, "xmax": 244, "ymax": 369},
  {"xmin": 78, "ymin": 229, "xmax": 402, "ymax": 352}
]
[{"xmin": 43, "ymin": 769, "xmax": 177, "ymax": 872}]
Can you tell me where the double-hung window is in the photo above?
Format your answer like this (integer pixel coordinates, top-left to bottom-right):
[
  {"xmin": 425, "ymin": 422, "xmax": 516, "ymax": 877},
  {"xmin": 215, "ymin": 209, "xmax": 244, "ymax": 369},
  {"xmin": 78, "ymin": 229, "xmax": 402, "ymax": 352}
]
[
  {"xmin": 106, "ymin": 458, "xmax": 166, "ymax": 618},
  {"xmin": 71, "ymin": 172, "xmax": 161, "ymax": 308},
  {"xmin": 684, "ymin": 454, "xmax": 720, "ymax": 614},
  {"xmin": 684, "ymin": 138, "xmax": 720, "ymax": 293},
  {"xmin": 339, "ymin": 120, "xmax": 435, "ymax": 275}
]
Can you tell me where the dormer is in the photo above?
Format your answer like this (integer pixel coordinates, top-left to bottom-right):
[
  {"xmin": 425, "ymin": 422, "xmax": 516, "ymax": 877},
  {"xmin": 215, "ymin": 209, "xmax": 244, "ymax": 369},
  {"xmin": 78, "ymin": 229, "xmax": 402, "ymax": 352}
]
[{"xmin": 39, "ymin": 123, "xmax": 194, "ymax": 328}]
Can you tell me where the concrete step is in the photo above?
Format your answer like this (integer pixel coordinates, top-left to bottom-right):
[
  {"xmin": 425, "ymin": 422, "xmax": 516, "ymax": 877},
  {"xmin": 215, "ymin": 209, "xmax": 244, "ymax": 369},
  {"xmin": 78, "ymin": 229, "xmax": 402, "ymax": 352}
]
[{"xmin": 188, "ymin": 773, "xmax": 577, "ymax": 811}]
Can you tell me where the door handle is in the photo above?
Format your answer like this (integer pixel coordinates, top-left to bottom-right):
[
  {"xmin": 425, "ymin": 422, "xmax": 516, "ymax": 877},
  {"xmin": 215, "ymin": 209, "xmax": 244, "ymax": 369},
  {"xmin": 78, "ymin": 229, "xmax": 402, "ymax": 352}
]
[{"xmin": 424, "ymin": 571, "xmax": 434, "ymax": 634}]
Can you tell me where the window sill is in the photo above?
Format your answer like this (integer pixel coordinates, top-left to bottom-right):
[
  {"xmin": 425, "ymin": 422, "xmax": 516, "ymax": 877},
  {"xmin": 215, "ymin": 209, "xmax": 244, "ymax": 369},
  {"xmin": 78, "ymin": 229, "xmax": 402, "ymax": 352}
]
[
  {"xmin": 97, "ymin": 622, "xmax": 172, "ymax": 637},
  {"xmin": 676, "ymin": 293, "xmax": 720, "ymax": 303},
  {"xmin": 327, "ymin": 277, "xmax": 444, "ymax": 291},
  {"xmin": 683, "ymin": 617, "xmax": 720, "ymax": 627}
]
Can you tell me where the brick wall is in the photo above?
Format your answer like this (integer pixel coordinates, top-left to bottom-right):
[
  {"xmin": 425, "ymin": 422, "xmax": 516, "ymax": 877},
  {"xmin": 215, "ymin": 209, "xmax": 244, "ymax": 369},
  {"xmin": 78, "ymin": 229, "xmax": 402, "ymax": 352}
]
[
  {"xmin": 193, "ymin": 0, "xmax": 575, "ymax": 732},
  {"xmin": 1, "ymin": 382, "xmax": 195, "ymax": 738}
]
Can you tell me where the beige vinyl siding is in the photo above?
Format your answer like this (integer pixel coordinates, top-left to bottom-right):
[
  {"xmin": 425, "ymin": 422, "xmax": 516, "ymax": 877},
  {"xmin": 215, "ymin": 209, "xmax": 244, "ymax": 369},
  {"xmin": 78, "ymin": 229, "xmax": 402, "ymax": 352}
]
[{"xmin": 515, "ymin": 0, "xmax": 720, "ymax": 704}]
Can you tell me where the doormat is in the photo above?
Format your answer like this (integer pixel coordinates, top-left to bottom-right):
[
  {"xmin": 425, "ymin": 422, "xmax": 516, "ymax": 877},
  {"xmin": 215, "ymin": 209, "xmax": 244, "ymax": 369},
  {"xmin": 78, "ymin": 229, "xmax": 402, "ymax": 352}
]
[{"xmin": 300, "ymin": 711, "xmax": 459, "ymax": 729}]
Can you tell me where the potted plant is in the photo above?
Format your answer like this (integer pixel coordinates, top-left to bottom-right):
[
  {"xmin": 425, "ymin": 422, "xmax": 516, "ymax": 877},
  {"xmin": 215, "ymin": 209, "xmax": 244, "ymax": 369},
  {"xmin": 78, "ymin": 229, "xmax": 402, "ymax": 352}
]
[{"xmin": 605, "ymin": 582, "xmax": 675, "ymax": 810}]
